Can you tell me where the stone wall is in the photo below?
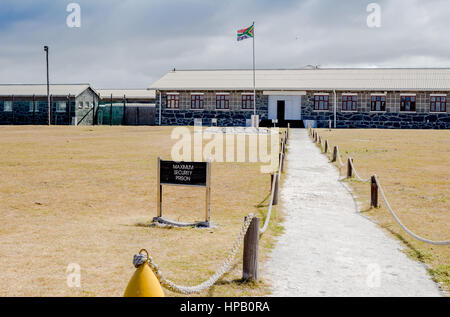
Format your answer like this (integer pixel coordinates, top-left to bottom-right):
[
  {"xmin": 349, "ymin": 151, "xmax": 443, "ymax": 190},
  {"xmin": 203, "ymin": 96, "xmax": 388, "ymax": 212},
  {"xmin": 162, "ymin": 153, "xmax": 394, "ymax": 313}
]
[
  {"xmin": 301, "ymin": 91, "xmax": 450, "ymax": 129},
  {"xmin": 154, "ymin": 90, "xmax": 450, "ymax": 129},
  {"xmin": 155, "ymin": 91, "xmax": 268, "ymax": 126}
]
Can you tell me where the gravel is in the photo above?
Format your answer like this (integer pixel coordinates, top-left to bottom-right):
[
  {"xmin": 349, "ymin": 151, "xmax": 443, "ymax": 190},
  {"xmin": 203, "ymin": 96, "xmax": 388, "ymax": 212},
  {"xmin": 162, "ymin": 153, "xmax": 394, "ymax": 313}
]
[{"xmin": 264, "ymin": 129, "xmax": 443, "ymax": 297}]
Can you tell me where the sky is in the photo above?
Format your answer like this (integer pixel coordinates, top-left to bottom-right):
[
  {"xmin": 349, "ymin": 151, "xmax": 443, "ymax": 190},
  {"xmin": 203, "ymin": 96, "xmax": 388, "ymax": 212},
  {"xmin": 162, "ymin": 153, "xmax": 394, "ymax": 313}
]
[{"xmin": 1, "ymin": 0, "xmax": 450, "ymax": 88}]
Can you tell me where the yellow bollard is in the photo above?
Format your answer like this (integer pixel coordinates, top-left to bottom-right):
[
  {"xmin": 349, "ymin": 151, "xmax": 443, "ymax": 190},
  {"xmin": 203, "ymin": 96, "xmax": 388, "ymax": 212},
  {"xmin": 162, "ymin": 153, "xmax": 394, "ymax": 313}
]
[{"xmin": 124, "ymin": 249, "xmax": 165, "ymax": 297}]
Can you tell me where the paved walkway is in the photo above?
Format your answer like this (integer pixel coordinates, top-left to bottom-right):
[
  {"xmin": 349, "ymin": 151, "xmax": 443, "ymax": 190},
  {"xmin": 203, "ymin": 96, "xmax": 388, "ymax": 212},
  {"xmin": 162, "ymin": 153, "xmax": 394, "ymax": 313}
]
[{"xmin": 264, "ymin": 129, "xmax": 442, "ymax": 297}]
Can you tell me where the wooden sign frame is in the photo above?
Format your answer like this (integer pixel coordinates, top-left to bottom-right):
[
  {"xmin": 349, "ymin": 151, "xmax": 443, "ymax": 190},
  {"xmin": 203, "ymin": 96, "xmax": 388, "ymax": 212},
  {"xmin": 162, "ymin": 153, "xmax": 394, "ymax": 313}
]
[{"xmin": 156, "ymin": 157, "xmax": 211, "ymax": 224}]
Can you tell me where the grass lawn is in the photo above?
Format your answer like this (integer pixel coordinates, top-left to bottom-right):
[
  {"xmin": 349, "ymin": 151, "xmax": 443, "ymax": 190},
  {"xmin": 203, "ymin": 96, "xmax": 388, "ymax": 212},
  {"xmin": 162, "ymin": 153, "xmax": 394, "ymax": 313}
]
[
  {"xmin": 315, "ymin": 129, "xmax": 450, "ymax": 294},
  {"xmin": 0, "ymin": 126, "xmax": 283, "ymax": 297}
]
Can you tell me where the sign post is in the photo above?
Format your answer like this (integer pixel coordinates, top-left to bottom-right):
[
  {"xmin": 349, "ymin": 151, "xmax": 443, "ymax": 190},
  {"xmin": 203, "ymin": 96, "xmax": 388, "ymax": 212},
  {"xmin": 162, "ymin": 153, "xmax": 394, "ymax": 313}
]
[{"xmin": 155, "ymin": 157, "xmax": 211, "ymax": 227}]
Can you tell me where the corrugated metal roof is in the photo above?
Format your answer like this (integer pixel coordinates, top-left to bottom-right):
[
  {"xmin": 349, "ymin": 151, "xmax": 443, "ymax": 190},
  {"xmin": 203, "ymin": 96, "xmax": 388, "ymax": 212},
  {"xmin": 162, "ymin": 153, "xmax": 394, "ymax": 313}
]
[
  {"xmin": 0, "ymin": 84, "xmax": 93, "ymax": 97},
  {"xmin": 150, "ymin": 68, "xmax": 450, "ymax": 91},
  {"xmin": 96, "ymin": 89, "xmax": 156, "ymax": 99}
]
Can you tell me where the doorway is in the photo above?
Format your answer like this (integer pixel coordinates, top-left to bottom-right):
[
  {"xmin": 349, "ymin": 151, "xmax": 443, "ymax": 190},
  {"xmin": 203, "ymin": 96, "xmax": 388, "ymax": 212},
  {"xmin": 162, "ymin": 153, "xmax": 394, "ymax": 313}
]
[{"xmin": 277, "ymin": 100, "xmax": 285, "ymax": 121}]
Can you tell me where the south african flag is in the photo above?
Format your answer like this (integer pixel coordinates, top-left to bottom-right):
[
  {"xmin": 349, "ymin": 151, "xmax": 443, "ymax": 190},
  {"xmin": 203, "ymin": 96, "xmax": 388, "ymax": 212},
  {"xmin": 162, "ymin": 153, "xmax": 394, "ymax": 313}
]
[{"xmin": 237, "ymin": 24, "xmax": 254, "ymax": 41}]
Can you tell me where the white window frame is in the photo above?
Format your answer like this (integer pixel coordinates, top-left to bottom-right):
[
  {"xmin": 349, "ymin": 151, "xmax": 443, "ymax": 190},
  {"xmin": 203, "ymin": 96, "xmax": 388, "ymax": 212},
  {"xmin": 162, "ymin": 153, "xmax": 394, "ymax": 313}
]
[
  {"xmin": 28, "ymin": 101, "xmax": 35, "ymax": 112},
  {"xmin": 56, "ymin": 101, "xmax": 67, "ymax": 113},
  {"xmin": 3, "ymin": 101, "xmax": 12, "ymax": 112},
  {"xmin": 313, "ymin": 93, "xmax": 330, "ymax": 111},
  {"xmin": 370, "ymin": 93, "xmax": 387, "ymax": 112},
  {"xmin": 341, "ymin": 93, "xmax": 358, "ymax": 112}
]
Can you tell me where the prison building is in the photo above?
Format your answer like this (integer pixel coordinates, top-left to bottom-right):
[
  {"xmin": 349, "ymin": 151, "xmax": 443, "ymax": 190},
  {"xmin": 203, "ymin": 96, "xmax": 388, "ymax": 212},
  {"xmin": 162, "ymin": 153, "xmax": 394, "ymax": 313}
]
[
  {"xmin": 150, "ymin": 68, "xmax": 450, "ymax": 129},
  {"xmin": 96, "ymin": 89, "xmax": 156, "ymax": 125},
  {"xmin": 0, "ymin": 84, "xmax": 99, "ymax": 125}
]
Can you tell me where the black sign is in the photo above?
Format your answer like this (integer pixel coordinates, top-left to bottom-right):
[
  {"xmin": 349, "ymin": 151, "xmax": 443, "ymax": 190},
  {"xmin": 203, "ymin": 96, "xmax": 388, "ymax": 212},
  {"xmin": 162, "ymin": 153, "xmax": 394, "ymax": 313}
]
[{"xmin": 160, "ymin": 160, "xmax": 207, "ymax": 186}]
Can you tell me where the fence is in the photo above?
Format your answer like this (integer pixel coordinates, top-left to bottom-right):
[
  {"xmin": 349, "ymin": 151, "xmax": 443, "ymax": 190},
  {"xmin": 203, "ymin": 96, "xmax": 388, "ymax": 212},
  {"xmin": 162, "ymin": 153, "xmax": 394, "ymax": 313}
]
[
  {"xmin": 131, "ymin": 126, "xmax": 290, "ymax": 294},
  {"xmin": 97, "ymin": 104, "xmax": 155, "ymax": 126},
  {"xmin": 309, "ymin": 127, "xmax": 450, "ymax": 246}
]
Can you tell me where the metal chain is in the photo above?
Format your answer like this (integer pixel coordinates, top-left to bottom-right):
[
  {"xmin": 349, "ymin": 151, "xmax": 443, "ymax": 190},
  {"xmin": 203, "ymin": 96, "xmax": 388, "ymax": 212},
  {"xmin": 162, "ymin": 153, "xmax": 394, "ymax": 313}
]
[
  {"xmin": 374, "ymin": 176, "xmax": 450, "ymax": 246},
  {"xmin": 133, "ymin": 214, "xmax": 256, "ymax": 294}
]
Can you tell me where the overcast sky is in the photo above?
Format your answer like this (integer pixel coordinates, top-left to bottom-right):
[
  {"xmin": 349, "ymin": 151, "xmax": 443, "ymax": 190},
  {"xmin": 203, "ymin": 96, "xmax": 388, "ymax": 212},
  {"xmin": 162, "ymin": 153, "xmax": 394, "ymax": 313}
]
[{"xmin": 1, "ymin": 0, "xmax": 450, "ymax": 88}]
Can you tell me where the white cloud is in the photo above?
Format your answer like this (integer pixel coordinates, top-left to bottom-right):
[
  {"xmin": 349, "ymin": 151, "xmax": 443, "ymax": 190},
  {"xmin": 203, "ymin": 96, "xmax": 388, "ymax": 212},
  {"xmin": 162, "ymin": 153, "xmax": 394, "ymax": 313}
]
[{"xmin": 0, "ymin": 0, "xmax": 449, "ymax": 88}]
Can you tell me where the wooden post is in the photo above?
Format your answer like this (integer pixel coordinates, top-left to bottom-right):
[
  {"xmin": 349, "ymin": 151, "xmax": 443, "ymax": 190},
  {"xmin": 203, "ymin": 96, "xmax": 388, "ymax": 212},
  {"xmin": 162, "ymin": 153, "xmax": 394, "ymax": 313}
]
[
  {"xmin": 157, "ymin": 157, "xmax": 162, "ymax": 217},
  {"xmin": 243, "ymin": 217, "xmax": 260, "ymax": 281},
  {"xmin": 371, "ymin": 175, "xmax": 378, "ymax": 208},
  {"xmin": 279, "ymin": 152, "xmax": 284, "ymax": 173},
  {"xmin": 271, "ymin": 173, "xmax": 279, "ymax": 206},
  {"xmin": 324, "ymin": 140, "xmax": 328, "ymax": 153},
  {"xmin": 205, "ymin": 159, "xmax": 211, "ymax": 223},
  {"xmin": 332, "ymin": 146, "xmax": 338, "ymax": 162},
  {"xmin": 347, "ymin": 158, "xmax": 353, "ymax": 178}
]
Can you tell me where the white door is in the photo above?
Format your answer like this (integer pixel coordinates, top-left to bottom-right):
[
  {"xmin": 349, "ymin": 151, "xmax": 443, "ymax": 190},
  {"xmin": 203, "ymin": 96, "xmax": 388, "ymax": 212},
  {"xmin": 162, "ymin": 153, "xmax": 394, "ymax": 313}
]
[{"xmin": 268, "ymin": 95, "xmax": 301, "ymax": 120}]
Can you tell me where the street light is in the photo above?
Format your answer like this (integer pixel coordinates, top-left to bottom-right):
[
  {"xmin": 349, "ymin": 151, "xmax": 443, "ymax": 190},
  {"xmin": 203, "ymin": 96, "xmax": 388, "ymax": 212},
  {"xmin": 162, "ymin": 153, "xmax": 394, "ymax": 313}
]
[{"xmin": 44, "ymin": 46, "xmax": 50, "ymax": 125}]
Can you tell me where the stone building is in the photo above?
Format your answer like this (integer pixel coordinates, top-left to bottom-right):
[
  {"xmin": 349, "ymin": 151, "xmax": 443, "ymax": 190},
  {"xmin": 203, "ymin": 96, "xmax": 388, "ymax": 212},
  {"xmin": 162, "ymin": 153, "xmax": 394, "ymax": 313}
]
[
  {"xmin": 150, "ymin": 68, "xmax": 450, "ymax": 129},
  {"xmin": 0, "ymin": 84, "xmax": 99, "ymax": 125}
]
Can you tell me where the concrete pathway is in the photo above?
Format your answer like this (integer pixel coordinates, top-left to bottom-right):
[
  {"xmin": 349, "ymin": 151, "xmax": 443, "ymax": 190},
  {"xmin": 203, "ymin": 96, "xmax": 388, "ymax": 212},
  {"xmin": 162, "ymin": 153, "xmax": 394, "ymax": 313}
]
[{"xmin": 264, "ymin": 129, "xmax": 442, "ymax": 297}]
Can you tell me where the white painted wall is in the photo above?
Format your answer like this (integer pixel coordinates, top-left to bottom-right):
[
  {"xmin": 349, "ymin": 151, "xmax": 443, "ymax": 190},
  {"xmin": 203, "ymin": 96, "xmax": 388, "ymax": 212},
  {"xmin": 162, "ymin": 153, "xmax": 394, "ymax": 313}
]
[{"xmin": 268, "ymin": 95, "xmax": 302, "ymax": 120}]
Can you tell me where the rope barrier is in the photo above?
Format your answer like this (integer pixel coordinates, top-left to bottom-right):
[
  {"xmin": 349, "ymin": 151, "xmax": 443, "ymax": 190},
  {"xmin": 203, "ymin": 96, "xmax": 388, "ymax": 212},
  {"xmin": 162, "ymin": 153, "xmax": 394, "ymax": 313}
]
[
  {"xmin": 374, "ymin": 175, "xmax": 450, "ymax": 246},
  {"xmin": 348, "ymin": 158, "xmax": 371, "ymax": 183},
  {"xmin": 260, "ymin": 138, "xmax": 284, "ymax": 235},
  {"xmin": 310, "ymin": 129, "xmax": 450, "ymax": 246}
]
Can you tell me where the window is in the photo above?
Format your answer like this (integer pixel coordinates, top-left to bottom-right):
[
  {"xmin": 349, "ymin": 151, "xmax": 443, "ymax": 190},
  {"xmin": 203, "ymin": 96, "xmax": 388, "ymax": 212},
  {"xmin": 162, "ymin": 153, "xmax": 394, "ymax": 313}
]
[
  {"xmin": 314, "ymin": 95, "xmax": 329, "ymax": 110},
  {"xmin": 167, "ymin": 94, "xmax": 179, "ymax": 109},
  {"xmin": 56, "ymin": 101, "xmax": 67, "ymax": 112},
  {"xmin": 242, "ymin": 94, "xmax": 254, "ymax": 109},
  {"xmin": 400, "ymin": 96, "xmax": 416, "ymax": 112},
  {"xmin": 3, "ymin": 101, "xmax": 12, "ymax": 112},
  {"xmin": 371, "ymin": 95, "xmax": 386, "ymax": 111},
  {"xmin": 78, "ymin": 102, "xmax": 83, "ymax": 109},
  {"xmin": 216, "ymin": 94, "xmax": 229, "ymax": 109},
  {"xmin": 191, "ymin": 94, "xmax": 204, "ymax": 109},
  {"xmin": 430, "ymin": 96, "xmax": 446, "ymax": 112},
  {"xmin": 84, "ymin": 102, "xmax": 90, "ymax": 109},
  {"xmin": 28, "ymin": 101, "xmax": 35, "ymax": 112},
  {"xmin": 342, "ymin": 95, "xmax": 357, "ymax": 111}
]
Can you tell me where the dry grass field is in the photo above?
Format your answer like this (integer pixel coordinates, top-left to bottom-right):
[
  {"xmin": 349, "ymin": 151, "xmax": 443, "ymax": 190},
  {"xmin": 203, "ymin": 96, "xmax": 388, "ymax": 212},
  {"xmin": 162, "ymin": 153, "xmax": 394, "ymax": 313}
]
[
  {"xmin": 316, "ymin": 129, "xmax": 450, "ymax": 294},
  {"xmin": 0, "ymin": 126, "xmax": 283, "ymax": 297}
]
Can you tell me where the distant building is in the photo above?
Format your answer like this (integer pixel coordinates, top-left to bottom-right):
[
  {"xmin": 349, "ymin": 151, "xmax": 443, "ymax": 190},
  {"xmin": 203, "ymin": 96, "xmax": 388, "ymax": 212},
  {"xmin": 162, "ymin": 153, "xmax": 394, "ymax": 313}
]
[
  {"xmin": 151, "ymin": 68, "xmax": 450, "ymax": 129},
  {"xmin": 0, "ymin": 86, "xmax": 157, "ymax": 126},
  {"xmin": 0, "ymin": 84, "xmax": 99, "ymax": 125},
  {"xmin": 96, "ymin": 89, "xmax": 156, "ymax": 125}
]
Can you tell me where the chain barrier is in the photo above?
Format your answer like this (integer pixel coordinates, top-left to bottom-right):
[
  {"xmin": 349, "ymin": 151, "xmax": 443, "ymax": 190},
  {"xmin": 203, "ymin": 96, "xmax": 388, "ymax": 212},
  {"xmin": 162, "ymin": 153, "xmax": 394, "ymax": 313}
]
[
  {"xmin": 133, "ymin": 214, "xmax": 255, "ymax": 294},
  {"xmin": 130, "ymin": 130, "xmax": 289, "ymax": 294}
]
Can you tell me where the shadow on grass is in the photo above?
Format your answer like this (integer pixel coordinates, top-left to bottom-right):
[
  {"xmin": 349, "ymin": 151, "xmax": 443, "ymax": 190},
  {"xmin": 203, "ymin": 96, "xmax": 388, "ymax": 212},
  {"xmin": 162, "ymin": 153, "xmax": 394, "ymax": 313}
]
[{"xmin": 381, "ymin": 225, "xmax": 431, "ymax": 263}]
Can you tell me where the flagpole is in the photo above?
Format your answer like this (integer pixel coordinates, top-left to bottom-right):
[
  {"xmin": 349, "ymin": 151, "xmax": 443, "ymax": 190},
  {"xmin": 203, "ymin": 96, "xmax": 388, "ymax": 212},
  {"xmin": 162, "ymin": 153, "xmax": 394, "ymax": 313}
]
[{"xmin": 252, "ymin": 21, "xmax": 256, "ymax": 116}]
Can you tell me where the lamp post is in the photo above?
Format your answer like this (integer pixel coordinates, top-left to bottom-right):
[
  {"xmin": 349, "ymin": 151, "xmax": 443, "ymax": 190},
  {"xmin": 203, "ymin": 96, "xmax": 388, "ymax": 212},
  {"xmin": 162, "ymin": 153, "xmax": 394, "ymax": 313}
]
[{"xmin": 44, "ymin": 46, "xmax": 50, "ymax": 125}]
